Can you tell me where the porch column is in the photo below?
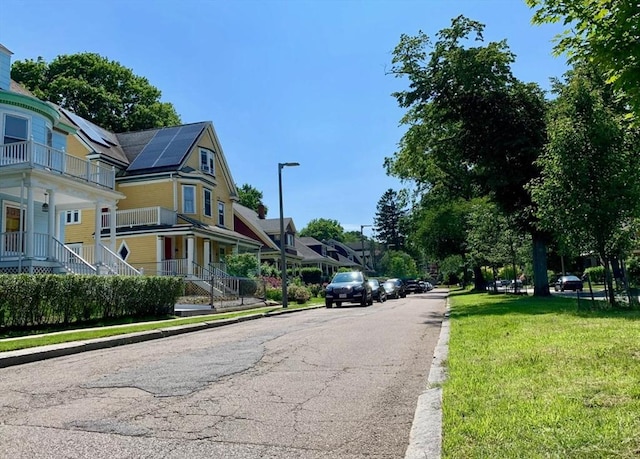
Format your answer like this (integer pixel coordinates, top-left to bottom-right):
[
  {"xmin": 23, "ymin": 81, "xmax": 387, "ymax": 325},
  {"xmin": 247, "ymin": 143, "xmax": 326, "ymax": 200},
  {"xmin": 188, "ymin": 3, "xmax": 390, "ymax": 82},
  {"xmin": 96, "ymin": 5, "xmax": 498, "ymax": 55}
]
[
  {"xmin": 94, "ymin": 202, "xmax": 102, "ymax": 266},
  {"xmin": 187, "ymin": 235, "xmax": 194, "ymax": 276},
  {"xmin": 109, "ymin": 203, "xmax": 116, "ymax": 251},
  {"xmin": 26, "ymin": 186, "xmax": 34, "ymax": 262},
  {"xmin": 156, "ymin": 235, "xmax": 164, "ymax": 276},
  {"xmin": 203, "ymin": 239, "xmax": 211, "ymax": 268},
  {"xmin": 47, "ymin": 189, "xmax": 56, "ymax": 260}
]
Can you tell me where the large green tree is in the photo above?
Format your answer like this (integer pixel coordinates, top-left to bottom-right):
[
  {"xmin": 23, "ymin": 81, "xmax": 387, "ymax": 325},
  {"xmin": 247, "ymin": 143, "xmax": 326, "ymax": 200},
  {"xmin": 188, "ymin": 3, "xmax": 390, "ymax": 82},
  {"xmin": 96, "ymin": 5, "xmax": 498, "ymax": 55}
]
[
  {"xmin": 11, "ymin": 53, "xmax": 181, "ymax": 132},
  {"xmin": 374, "ymin": 189, "xmax": 407, "ymax": 250},
  {"xmin": 299, "ymin": 218, "xmax": 345, "ymax": 242},
  {"xmin": 530, "ymin": 65, "xmax": 640, "ymax": 305},
  {"xmin": 237, "ymin": 184, "xmax": 267, "ymax": 215},
  {"xmin": 528, "ymin": 0, "xmax": 640, "ymax": 118},
  {"xmin": 386, "ymin": 16, "xmax": 550, "ymax": 295}
]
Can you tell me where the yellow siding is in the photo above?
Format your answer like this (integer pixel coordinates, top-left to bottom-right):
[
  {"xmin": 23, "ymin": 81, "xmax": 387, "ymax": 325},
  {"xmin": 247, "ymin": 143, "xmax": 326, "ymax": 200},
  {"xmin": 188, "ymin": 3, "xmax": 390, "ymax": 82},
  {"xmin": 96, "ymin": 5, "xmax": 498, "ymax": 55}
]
[
  {"xmin": 65, "ymin": 134, "xmax": 91, "ymax": 160},
  {"xmin": 64, "ymin": 208, "xmax": 98, "ymax": 244},
  {"xmin": 116, "ymin": 182, "xmax": 174, "ymax": 210}
]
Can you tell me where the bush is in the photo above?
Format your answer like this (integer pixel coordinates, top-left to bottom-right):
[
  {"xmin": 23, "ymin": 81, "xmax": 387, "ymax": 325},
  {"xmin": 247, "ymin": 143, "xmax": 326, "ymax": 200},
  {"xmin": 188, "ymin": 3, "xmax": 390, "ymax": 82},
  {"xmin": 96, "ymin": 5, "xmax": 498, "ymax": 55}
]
[
  {"xmin": 265, "ymin": 285, "xmax": 283, "ymax": 302},
  {"xmin": 300, "ymin": 267, "xmax": 322, "ymax": 284},
  {"xmin": 627, "ymin": 255, "xmax": 640, "ymax": 286},
  {"xmin": 225, "ymin": 253, "xmax": 259, "ymax": 277},
  {"xmin": 288, "ymin": 284, "xmax": 311, "ymax": 303},
  {"xmin": 584, "ymin": 265, "xmax": 605, "ymax": 283}
]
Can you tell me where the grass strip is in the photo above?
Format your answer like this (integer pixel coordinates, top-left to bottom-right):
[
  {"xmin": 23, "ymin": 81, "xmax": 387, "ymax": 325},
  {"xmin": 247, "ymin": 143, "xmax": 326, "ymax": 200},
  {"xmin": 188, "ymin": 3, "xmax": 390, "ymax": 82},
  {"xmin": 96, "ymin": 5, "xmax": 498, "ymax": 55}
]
[
  {"xmin": 443, "ymin": 290, "xmax": 640, "ymax": 458},
  {"xmin": 0, "ymin": 299, "xmax": 323, "ymax": 352}
]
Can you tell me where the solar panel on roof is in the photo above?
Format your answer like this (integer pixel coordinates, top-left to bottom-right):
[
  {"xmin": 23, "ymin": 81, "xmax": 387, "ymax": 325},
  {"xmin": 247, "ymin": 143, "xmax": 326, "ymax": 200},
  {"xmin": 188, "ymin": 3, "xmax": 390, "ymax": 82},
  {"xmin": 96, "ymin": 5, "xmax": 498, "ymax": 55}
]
[
  {"xmin": 63, "ymin": 109, "xmax": 110, "ymax": 147},
  {"xmin": 128, "ymin": 123, "xmax": 206, "ymax": 171}
]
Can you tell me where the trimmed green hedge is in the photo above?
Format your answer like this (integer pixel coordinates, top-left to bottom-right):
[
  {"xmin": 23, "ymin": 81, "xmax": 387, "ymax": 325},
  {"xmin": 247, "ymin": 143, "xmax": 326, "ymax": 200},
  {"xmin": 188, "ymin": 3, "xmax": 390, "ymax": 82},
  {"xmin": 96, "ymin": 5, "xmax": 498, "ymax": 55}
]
[{"xmin": 0, "ymin": 274, "xmax": 184, "ymax": 328}]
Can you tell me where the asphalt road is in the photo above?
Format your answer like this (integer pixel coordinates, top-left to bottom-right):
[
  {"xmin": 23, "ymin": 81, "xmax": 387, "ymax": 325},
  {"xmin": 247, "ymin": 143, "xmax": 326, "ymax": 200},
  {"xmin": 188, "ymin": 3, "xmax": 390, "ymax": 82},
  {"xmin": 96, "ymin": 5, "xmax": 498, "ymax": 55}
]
[{"xmin": 0, "ymin": 291, "xmax": 447, "ymax": 459}]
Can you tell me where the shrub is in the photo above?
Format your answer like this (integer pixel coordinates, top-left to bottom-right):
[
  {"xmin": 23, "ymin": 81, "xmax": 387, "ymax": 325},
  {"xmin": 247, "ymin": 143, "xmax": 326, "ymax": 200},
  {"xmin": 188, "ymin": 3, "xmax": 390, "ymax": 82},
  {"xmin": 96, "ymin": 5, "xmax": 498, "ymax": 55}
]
[
  {"xmin": 300, "ymin": 267, "xmax": 322, "ymax": 284},
  {"xmin": 288, "ymin": 284, "xmax": 311, "ymax": 303},
  {"xmin": 225, "ymin": 253, "xmax": 260, "ymax": 277},
  {"xmin": 584, "ymin": 265, "xmax": 605, "ymax": 283}
]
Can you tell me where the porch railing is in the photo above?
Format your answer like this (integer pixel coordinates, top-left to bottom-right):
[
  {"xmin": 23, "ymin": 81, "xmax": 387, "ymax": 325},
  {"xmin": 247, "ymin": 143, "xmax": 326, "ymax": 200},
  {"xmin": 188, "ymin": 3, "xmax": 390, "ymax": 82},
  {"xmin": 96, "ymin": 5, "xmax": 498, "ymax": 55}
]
[
  {"xmin": 1, "ymin": 231, "xmax": 49, "ymax": 261},
  {"xmin": 0, "ymin": 140, "xmax": 115, "ymax": 190},
  {"xmin": 52, "ymin": 238, "xmax": 97, "ymax": 275},
  {"xmin": 101, "ymin": 206, "xmax": 177, "ymax": 229},
  {"xmin": 79, "ymin": 244, "xmax": 141, "ymax": 276},
  {"xmin": 195, "ymin": 262, "xmax": 239, "ymax": 297}
]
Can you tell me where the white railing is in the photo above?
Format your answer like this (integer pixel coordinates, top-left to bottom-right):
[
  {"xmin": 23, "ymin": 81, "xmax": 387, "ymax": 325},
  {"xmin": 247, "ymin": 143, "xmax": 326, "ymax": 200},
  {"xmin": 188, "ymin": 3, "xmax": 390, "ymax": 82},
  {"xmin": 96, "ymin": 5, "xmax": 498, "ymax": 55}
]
[
  {"xmin": 101, "ymin": 207, "xmax": 177, "ymax": 229},
  {"xmin": 1, "ymin": 232, "xmax": 49, "ymax": 260},
  {"xmin": 196, "ymin": 262, "xmax": 239, "ymax": 297},
  {"xmin": 0, "ymin": 140, "xmax": 115, "ymax": 189},
  {"xmin": 52, "ymin": 238, "xmax": 97, "ymax": 275},
  {"xmin": 80, "ymin": 244, "xmax": 141, "ymax": 276},
  {"xmin": 160, "ymin": 258, "xmax": 189, "ymax": 276}
]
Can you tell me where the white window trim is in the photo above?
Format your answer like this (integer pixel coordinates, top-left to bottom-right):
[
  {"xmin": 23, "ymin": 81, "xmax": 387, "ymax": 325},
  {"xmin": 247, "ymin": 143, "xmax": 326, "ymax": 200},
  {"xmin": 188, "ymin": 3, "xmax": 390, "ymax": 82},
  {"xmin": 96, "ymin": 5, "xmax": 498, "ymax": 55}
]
[
  {"xmin": 199, "ymin": 148, "xmax": 215, "ymax": 176},
  {"xmin": 203, "ymin": 188, "xmax": 212, "ymax": 217},
  {"xmin": 217, "ymin": 201, "xmax": 225, "ymax": 226},
  {"xmin": 65, "ymin": 210, "xmax": 81, "ymax": 225},
  {"xmin": 2, "ymin": 112, "xmax": 30, "ymax": 144},
  {"xmin": 182, "ymin": 185, "xmax": 196, "ymax": 214}
]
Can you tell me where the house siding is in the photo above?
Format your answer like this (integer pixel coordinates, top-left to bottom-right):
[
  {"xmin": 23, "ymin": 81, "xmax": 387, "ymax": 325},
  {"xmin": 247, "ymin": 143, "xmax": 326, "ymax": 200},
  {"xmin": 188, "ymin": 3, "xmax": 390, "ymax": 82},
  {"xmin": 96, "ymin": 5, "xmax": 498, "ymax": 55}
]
[{"xmin": 117, "ymin": 181, "xmax": 174, "ymax": 211}]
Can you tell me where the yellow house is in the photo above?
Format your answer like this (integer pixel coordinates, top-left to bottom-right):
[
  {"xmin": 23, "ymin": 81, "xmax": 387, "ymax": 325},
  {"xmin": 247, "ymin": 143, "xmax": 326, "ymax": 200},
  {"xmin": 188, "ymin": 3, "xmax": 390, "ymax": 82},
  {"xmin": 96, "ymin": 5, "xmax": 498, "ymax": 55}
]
[{"xmin": 61, "ymin": 111, "xmax": 262, "ymax": 284}]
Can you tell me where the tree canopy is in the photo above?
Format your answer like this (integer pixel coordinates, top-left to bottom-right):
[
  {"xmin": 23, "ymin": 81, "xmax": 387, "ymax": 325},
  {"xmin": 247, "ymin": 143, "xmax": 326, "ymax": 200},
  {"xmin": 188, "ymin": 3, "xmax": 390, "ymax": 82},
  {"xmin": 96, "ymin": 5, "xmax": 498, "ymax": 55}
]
[
  {"xmin": 11, "ymin": 53, "xmax": 181, "ymax": 132},
  {"xmin": 374, "ymin": 189, "xmax": 407, "ymax": 250},
  {"xmin": 237, "ymin": 184, "xmax": 267, "ymax": 216},
  {"xmin": 530, "ymin": 64, "xmax": 640, "ymax": 304},
  {"xmin": 386, "ymin": 16, "xmax": 550, "ymax": 294},
  {"xmin": 299, "ymin": 218, "xmax": 345, "ymax": 242},
  {"xmin": 527, "ymin": 0, "xmax": 640, "ymax": 118}
]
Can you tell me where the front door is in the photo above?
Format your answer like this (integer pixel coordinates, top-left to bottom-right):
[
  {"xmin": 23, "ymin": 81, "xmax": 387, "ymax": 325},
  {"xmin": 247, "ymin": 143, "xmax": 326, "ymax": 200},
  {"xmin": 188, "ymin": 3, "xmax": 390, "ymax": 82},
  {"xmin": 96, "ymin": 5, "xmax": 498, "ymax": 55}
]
[{"xmin": 3, "ymin": 204, "xmax": 25, "ymax": 257}]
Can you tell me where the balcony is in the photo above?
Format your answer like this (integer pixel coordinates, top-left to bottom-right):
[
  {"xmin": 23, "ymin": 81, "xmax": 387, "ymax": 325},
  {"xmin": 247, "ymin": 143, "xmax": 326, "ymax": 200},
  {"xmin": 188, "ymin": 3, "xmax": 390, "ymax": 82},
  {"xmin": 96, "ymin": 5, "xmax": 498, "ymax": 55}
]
[
  {"xmin": 0, "ymin": 140, "xmax": 115, "ymax": 190},
  {"xmin": 101, "ymin": 206, "xmax": 177, "ymax": 230}
]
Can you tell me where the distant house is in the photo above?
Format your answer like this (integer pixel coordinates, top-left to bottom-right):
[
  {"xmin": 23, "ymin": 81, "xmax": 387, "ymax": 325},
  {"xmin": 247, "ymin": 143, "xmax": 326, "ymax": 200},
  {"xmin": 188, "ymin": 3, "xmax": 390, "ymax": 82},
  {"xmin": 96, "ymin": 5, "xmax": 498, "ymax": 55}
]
[
  {"xmin": 324, "ymin": 239, "xmax": 369, "ymax": 272},
  {"xmin": 233, "ymin": 203, "xmax": 302, "ymax": 272},
  {"xmin": 296, "ymin": 236, "xmax": 341, "ymax": 279}
]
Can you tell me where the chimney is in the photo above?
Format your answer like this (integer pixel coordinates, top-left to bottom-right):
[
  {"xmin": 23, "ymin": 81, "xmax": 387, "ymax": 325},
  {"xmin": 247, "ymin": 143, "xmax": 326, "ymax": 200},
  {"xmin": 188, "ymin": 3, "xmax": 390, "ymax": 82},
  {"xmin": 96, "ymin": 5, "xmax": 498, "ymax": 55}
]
[
  {"xmin": 257, "ymin": 203, "xmax": 265, "ymax": 219},
  {"xmin": 0, "ymin": 44, "xmax": 12, "ymax": 91}
]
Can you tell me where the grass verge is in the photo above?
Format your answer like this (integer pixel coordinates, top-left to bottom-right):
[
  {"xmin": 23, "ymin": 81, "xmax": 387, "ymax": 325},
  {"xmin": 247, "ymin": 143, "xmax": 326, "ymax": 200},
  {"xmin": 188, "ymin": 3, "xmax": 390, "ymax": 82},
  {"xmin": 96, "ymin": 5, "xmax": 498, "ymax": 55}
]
[
  {"xmin": 0, "ymin": 298, "xmax": 324, "ymax": 352},
  {"xmin": 443, "ymin": 290, "xmax": 640, "ymax": 458}
]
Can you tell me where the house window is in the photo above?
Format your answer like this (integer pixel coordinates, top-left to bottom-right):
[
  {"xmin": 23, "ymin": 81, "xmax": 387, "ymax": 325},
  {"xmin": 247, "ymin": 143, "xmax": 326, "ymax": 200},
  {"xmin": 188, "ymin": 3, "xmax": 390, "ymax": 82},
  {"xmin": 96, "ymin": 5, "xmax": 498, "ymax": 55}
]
[
  {"xmin": 65, "ymin": 210, "xmax": 81, "ymax": 225},
  {"xmin": 203, "ymin": 188, "xmax": 212, "ymax": 217},
  {"xmin": 286, "ymin": 233, "xmax": 294, "ymax": 247},
  {"xmin": 3, "ymin": 114, "xmax": 28, "ymax": 144},
  {"xmin": 200, "ymin": 148, "xmax": 215, "ymax": 175},
  {"xmin": 217, "ymin": 201, "xmax": 225, "ymax": 226},
  {"xmin": 183, "ymin": 185, "xmax": 195, "ymax": 214}
]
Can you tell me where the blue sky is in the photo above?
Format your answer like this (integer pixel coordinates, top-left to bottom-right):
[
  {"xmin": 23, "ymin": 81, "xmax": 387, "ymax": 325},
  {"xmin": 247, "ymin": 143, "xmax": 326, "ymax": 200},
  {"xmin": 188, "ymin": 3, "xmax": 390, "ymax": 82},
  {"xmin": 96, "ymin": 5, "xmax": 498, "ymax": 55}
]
[{"xmin": 1, "ymin": 0, "xmax": 567, "ymax": 237}]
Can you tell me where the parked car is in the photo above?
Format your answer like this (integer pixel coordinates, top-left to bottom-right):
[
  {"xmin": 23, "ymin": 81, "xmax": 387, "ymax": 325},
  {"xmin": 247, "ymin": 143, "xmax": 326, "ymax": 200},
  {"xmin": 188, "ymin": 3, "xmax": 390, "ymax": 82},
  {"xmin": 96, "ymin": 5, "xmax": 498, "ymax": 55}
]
[
  {"xmin": 384, "ymin": 278, "xmax": 407, "ymax": 298},
  {"xmin": 325, "ymin": 271, "xmax": 373, "ymax": 308},
  {"xmin": 368, "ymin": 279, "xmax": 387, "ymax": 302},
  {"xmin": 405, "ymin": 279, "xmax": 424, "ymax": 294},
  {"xmin": 382, "ymin": 280, "xmax": 402, "ymax": 299},
  {"xmin": 554, "ymin": 275, "xmax": 584, "ymax": 292},
  {"xmin": 420, "ymin": 281, "xmax": 433, "ymax": 291}
]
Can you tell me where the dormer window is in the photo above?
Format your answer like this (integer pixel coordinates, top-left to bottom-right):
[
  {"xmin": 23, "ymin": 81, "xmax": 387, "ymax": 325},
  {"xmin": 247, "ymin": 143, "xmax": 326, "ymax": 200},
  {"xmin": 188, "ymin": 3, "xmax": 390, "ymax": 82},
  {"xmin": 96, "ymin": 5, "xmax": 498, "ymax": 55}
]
[
  {"xmin": 286, "ymin": 233, "xmax": 294, "ymax": 247},
  {"xmin": 200, "ymin": 148, "xmax": 215, "ymax": 175}
]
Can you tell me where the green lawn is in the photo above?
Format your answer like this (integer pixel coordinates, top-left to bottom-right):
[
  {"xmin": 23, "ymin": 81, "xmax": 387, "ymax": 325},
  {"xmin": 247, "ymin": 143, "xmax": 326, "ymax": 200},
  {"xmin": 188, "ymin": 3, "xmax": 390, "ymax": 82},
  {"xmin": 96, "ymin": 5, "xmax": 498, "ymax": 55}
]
[
  {"xmin": 443, "ymin": 290, "xmax": 640, "ymax": 458},
  {"xmin": 0, "ymin": 298, "xmax": 324, "ymax": 352}
]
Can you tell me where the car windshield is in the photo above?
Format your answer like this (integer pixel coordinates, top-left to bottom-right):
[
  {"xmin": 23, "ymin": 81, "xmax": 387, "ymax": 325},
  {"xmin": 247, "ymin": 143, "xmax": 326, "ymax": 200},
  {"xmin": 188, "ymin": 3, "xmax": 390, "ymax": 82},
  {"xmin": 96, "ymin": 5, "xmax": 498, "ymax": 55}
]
[
  {"xmin": 368, "ymin": 280, "xmax": 379, "ymax": 287},
  {"xmin": 563, "ymin": 275, "xmax": 581, "ymax": 282},
  {"xmin": 383, "ymin": 281, "xmax": 395, "ymax": 288},
  {"xmin": 333, "ymin": 272, "xmax": 362, "ymax": 283}
]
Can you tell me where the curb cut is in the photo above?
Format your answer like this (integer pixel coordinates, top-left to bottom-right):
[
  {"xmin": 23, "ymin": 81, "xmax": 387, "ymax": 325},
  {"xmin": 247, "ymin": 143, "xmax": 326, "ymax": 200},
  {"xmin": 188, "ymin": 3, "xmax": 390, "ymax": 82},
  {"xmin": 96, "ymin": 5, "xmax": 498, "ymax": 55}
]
[{"xmin": 405, "ymin": 304, "xmax": 450, "ymax": 459}]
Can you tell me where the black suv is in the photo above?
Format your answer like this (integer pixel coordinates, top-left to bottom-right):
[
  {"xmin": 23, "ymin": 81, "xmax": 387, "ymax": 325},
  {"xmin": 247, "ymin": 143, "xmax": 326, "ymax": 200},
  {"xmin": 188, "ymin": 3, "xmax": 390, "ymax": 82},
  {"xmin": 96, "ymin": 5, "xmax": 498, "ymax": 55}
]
[
  {"xmin": 385, "ymin": 278, "xmax": 407, "ymax": 298},
  {"xmin": 325, "ymin": 271, "xmax": 373, "ymax": 308}
]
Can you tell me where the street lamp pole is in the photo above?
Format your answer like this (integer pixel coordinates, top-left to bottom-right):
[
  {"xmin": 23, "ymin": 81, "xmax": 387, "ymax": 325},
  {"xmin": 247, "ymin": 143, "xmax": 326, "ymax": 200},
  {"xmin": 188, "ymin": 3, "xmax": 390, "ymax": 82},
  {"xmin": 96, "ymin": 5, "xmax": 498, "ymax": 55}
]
[
  {"xmin": 279, "ymin": 162, "xmax": 300, "ymax": 308},
  {"xmin": 360, "ymin": 224, "xmax": 372, "ymax": 273}
]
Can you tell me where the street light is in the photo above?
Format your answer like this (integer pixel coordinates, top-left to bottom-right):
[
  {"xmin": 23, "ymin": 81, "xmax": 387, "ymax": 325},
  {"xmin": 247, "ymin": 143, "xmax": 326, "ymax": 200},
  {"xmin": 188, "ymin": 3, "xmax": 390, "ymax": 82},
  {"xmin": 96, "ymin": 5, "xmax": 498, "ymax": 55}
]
[
  {"xmin": 279, "ymin": 162, "xmax": 300, "ymax": 308},
  {"xmin": 360, "ymin": 224, "xmax": 372, "ymax": 273}
]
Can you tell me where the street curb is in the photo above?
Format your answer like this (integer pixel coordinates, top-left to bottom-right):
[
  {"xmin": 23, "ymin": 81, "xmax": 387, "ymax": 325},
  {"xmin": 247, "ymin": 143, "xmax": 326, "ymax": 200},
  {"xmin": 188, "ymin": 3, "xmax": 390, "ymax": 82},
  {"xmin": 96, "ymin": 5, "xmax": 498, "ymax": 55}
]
[
  {"xmin": 405, "ymin": 302, "xmax": 450, "ymax": 459},
  {"xmin": 0, "ymin": 304, "xmax": 323, "ymax": 369}
]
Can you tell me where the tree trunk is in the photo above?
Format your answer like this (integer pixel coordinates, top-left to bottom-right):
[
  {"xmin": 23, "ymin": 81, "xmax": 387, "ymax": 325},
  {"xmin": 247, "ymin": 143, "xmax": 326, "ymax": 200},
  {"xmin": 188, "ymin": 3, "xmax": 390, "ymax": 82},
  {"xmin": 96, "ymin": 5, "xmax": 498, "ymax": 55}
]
[
  {"xmin": 532, "ymin": 231, "xmax": 550, "ymax": 296},
  {"xmin": 473, "ymin": 265, "xmax": 484, "ymax": 291},
  {"xmin": 602, "ymin": 255, "xmax": 615, "ymax": 306}
]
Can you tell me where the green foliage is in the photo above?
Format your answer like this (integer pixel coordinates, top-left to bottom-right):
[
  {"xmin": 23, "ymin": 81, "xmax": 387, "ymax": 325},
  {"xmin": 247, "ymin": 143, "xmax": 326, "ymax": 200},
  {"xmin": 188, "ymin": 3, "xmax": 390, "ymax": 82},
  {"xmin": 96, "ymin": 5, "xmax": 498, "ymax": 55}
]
[
  {"xmin": 300, "ymin": 267, "xmax": 322, "ymax": 284},
  {"xmin": 237, "ymin": 184, "xmax": 267, "ymax": 215},
  {"xmin": 625, "ymin": 255, "xmax": 640, "ymax": 286},
  {"xmin": 439, "ymin": 255, "xmax": 464, "ymax": 285},
  {"xmin": 528, "ymin": 0, "xmax": 640, "ymax": 119},
  {"xmin": 11, "ymin": 53, "xmax": 181, "ymax": 132},
  {"xmin": 299, "ymin": 218, "xmax": 345, "ymax": 242},
  {"xmin": 374, "ymin": 189, "xmax": 407, "ymax": 250},
  {"xmin": 584, "ymin": 266, "xmax": 605, "ymax": 283},
  {"xmin": 287, "ymin": 284, "xmax": 311, "ymax": 303},
  {"xmin": 225, "ymin": 253, "xmax": 259, "ymax": 277},
  {"xmin": 238, "ymin": 278, "xmax": 258, "ymax": 297},
  {"xmin": 379, "ymin": 250, "xmax": 418, "ymax": 278},
  {"xmin": 265, "ymin": 286, "xmax": 283, "ymax": 302},
  {"xmin": 260, "ymin": 263, "xmax": 280, "ymax": 278},
  {"xmin": 0, "ymin": 274, "xmax": 183, "ymax": 328}
]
